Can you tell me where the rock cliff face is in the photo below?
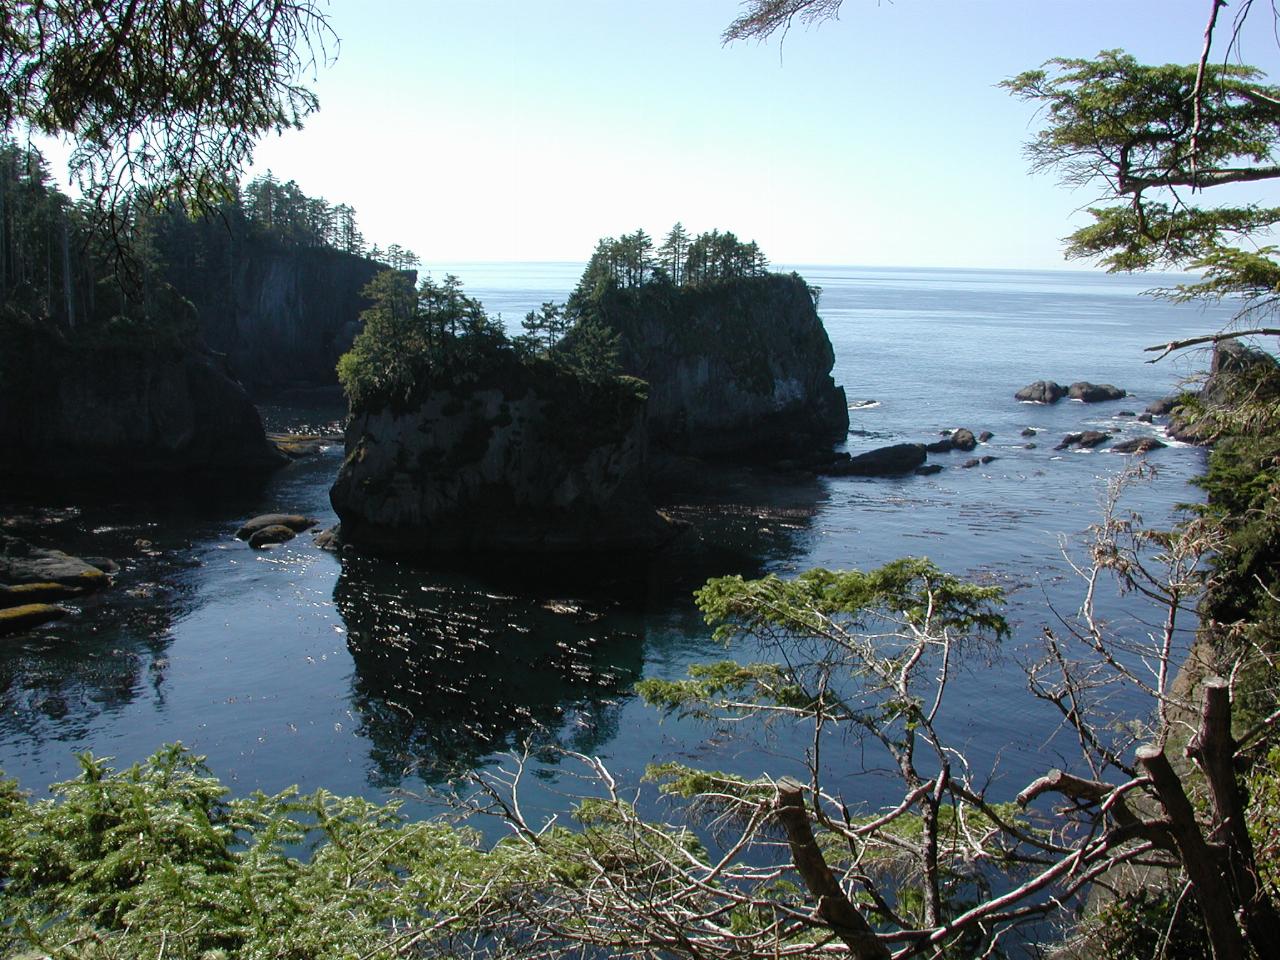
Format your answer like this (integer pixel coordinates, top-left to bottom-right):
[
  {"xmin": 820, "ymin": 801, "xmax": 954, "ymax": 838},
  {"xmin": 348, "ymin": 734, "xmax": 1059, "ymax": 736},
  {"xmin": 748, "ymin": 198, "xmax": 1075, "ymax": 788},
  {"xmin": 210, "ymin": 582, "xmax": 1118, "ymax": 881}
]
[
  {"xmin": 330, "ymin": 356, "xmax": 676, "ymax": 554},
  {"xmin": 0, "ymin": 336, "xmax": 285, "ymax": 478},
  {"xmin": 174, "ymin": 242, "xmax": 387, "ymax": 393},
  {"xmin": 589, "ymin": 274, "xmax": 848, "ymax": 457}
]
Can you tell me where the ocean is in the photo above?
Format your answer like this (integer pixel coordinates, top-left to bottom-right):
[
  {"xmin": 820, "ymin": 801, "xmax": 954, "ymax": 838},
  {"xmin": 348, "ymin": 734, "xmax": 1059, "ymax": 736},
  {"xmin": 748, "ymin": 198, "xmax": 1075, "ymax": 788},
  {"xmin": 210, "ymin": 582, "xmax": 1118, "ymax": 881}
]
[{"xmin": 0, "ymin": 264, "xmax": 1241, "ymax": 823}]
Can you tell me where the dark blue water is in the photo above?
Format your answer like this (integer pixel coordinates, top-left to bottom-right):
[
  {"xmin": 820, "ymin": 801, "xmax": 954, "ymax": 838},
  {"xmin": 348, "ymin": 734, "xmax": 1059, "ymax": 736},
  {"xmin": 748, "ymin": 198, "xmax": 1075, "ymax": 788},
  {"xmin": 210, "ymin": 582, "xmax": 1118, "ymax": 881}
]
[{"xmin": 0, "ymin": 265, "xmax": 1238, "ymax": 822}]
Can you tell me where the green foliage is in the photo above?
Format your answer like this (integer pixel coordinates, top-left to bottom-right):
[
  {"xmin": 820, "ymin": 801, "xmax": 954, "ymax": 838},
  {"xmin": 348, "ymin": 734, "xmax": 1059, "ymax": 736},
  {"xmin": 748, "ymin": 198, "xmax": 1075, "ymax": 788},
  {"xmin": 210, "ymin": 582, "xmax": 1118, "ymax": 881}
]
[
  {"xmin": 1085, "ymin": 888, "xmax": 1211, "ymax": 960},
  {"xmin": 694, "ymin": 557, "xmax": 1008, "ymax": 648},
  {"xmin": 0, "ymin": 745, "xmax": 497, "ymax": 960},
  {"xmin": 2, "ymin": 1, "xmax": 330, "ymax": 226},
  {"xmin": 553, "ymin": 316, "xmax": 623, "ymax": 383},
  {"xmin": 1005, "ymin": 49, "xmax": 1280, "ymax": 302},
  {"xmin": 571, "ymin": 224, "xmax": 769, "ymax": 303},
  {"xmin": 337, "ymin": 270, "xmax": 509, "ymax": 408}
]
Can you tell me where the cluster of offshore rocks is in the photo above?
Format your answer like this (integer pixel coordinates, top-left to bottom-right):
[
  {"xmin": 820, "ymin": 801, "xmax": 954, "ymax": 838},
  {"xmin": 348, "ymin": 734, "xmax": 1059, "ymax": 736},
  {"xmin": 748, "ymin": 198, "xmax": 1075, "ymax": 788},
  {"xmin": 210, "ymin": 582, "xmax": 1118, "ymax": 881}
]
[{"xmin": 800, "ymin": 354, "xmax": 1276, "ymax": 484}]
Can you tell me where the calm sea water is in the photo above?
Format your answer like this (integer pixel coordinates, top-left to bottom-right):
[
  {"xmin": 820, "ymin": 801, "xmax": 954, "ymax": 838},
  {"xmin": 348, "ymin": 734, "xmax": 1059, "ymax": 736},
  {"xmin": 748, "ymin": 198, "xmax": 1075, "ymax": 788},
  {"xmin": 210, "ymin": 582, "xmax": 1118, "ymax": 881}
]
[{"xmin": 0, "ymin": 264, "xmax": 1240, "ymax": 822}]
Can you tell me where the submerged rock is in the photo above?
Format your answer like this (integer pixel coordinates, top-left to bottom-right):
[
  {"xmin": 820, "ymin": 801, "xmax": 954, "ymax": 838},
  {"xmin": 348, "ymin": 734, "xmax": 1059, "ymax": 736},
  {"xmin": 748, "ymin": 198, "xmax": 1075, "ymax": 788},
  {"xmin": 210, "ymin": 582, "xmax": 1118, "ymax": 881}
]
[
  {"xmin": 915, "ymin": 463, "xmax": 943, "ymax": 476},
  {"xmin": 331, "ymin": 355, "xmax": 678, "ymax": 554},
  {"xmin": 247, "ymin": 524, "xmax": 298, "ymax": 549},
  {"xmin": 1015, "ymin": 381, "xmax": 1065, "ymax": 403}
]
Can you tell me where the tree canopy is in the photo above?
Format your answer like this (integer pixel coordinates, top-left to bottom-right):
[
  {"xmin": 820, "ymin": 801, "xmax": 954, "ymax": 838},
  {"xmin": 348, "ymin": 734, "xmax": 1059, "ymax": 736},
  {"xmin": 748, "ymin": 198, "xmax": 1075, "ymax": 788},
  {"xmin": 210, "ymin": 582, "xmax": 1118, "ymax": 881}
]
[
  {"xmin": 0, "ymin": 1, "xmax": 331, "ymax": 225},
  {"xmin": 1005, "ymin": 48, "xmax": 1280, "ymax": 307}
]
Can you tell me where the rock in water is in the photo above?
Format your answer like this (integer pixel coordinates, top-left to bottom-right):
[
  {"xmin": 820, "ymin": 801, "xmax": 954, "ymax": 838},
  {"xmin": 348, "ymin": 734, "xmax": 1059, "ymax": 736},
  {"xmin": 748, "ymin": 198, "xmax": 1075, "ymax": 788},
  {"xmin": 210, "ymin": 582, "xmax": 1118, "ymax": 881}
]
[
  {"xmin": 1055, "ymin": 431, "xmax": 1112, "ymax": 450},
  {"xmin": 950, "ymin": 428, "xmax": 977, "ymax": 451},
  {"xmin": 0, "ymin": 603, "xmax": 67, "ymax": 636},
  {"xmin": 827, "ymin": 443, "xmax": 927, "ymax": 476},
  {"xmin": 236, "ymin": 514, "xmax": 317, "ymax": 540},
  {"xmin": 247, "ymin": 524, "xmax": 298, "ymax": 549},
  {"xmin": 331, "ymin": 355, "xmax": 678, "ymax": 554},
  {"xmin": 586, "ymin": 274, "xmax": 848, "ymax": 458},
  {"xmin": 0, "ymin": 534, "xmax": 111, "ymax": 589},
  {"xmin": 0, "ymin": 582, "xmax": 84, "ymax": 607},
  {"xmin": 1169, "ymin": 341, "xmax": 1278, "ymax": 445},
  {"xmin": 1110, "ymin": 437, "xmax": 1167, "ymax": 454},
  {"xmin": 1067, "ymin": 382, "xmax": 1126, "ymax": 402},
  {"xmin": 1015, "ymin": 381, "xmax": 1065, "ymax": 403}
]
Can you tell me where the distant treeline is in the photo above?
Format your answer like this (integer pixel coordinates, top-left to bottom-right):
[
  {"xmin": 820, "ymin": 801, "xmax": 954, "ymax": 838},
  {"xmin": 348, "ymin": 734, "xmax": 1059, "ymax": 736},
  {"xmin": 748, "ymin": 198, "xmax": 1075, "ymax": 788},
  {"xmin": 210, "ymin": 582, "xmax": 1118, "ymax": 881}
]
[
  {"xmin": 0, "ymin": 139, "xmax": 413, "ymax": 337},
  {"xmin": 577, "ymin": 224, "xmax": 768, "ymax": 296},
  {"xmin": 239, "ymin": 172, "xmax": 419, "ymax": 270}
]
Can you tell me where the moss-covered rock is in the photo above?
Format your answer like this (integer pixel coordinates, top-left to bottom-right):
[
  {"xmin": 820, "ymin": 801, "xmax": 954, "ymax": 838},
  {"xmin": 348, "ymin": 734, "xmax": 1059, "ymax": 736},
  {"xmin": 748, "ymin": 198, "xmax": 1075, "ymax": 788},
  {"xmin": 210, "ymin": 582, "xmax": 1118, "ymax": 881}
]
[
  {"xmin": 0, "ymin": 535, "xmax": 111, "ymax": 589},
  {"xmin": 0, "ymin": 602, "xmax": 67, "ymax": 636},
  {"xmin": 0, "ymin": 582, "xmax": 85, "ymax": 608}
]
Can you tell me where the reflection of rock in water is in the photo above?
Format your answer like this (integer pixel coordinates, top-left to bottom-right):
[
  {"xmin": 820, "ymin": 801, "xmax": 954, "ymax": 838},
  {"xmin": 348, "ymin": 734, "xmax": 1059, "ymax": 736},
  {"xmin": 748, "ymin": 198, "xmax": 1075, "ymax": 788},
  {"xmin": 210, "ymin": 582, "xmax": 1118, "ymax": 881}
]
[{"xmin": 335, "ymin": 556, "xmax": 645, "ymax": 786}]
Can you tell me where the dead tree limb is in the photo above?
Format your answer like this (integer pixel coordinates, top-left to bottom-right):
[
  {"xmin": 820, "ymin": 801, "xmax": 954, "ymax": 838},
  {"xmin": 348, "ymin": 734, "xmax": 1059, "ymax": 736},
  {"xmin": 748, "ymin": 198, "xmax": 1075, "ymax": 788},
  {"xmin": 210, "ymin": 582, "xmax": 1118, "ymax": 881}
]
[
  {"xmin": 1144, "ymin": 328, "xmax": 1280, "ymax": 363},
  {"xmin": 774, "ymin": 779, "xmax": 890, "ymax": 960},
  {"xmin": 1136, "ymin": 743, "xmax": 1247, "ymax": 960}
]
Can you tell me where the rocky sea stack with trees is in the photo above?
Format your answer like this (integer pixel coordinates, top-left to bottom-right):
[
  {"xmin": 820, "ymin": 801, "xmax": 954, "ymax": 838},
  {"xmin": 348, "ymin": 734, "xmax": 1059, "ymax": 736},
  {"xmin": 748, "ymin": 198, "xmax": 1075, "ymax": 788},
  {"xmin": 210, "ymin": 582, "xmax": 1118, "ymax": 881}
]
[{"xmin": 328, "ymin": 226, "xmax": 848, "ymax": 554}]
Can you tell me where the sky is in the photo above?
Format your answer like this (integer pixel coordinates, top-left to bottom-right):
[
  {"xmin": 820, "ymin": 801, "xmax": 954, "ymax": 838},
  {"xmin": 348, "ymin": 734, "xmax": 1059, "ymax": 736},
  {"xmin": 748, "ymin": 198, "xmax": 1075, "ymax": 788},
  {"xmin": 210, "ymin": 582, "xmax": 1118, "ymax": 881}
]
[{"xmin": 49, "ymin": 1, "xmax": 1280, "ymax": 269}]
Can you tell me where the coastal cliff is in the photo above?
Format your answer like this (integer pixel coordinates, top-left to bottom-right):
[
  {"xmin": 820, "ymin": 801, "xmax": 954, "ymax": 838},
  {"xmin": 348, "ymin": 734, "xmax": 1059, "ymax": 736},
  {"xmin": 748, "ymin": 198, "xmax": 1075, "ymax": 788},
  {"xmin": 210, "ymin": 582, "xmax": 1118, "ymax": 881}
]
[
  {"xmin": 167, "ymin": 238, "xmax": 387, "ymax": 394},
  {"xmin": 330, "ymin": 353, "xmax": 676, "ymax": 554},
  {"xmin": 581, "ymin": 274, "xmax": 848, "ymax": 457},
  {"xmin": 0, "ymin": 328, "xmax": 284, "ymax": 480}
]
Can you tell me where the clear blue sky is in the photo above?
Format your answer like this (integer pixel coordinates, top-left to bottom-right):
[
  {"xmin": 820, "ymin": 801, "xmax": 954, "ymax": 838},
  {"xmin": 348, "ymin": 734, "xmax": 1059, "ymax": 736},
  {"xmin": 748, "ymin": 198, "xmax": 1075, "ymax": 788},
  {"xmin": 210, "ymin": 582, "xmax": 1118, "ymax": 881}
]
[{"xmin": 225, "ymin": 2, "xmax": 1280, "ymax": 268}]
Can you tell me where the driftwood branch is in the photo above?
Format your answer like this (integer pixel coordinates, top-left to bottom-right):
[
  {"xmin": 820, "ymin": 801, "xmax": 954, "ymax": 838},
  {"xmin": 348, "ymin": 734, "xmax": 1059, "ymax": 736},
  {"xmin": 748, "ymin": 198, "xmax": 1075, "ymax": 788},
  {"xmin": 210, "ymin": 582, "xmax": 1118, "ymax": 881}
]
[
  {"xmin": 1144, "ymin": 327, "xmax": 1280, "ymax": 363},
  {"xmin": 774, "ymin": 779, "xmax": 890, "ymax": 960}
]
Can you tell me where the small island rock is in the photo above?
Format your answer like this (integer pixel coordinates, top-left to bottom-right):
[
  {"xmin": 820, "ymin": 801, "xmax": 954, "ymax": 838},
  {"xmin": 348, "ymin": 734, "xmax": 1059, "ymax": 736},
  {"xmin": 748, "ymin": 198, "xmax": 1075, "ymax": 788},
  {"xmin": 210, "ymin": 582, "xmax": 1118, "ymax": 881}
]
[
  {"xmin": 1068, "ymin": 382, "xmax": 1126, "ymax": 402},
  {"xmin": 1055, "ymin": 430, "xmax": 1112, "ymax": 450},
  {"xmin": 1110, "ymin": 437, "xmax": 1168, "ymax": 454},
  {"xmin": 951, "ymin": 428, "xmax": 977, "ymax": 451},
  {"xmin": 1015, "ymin": 381, "xmax": 1065, "ymax": 404}
]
